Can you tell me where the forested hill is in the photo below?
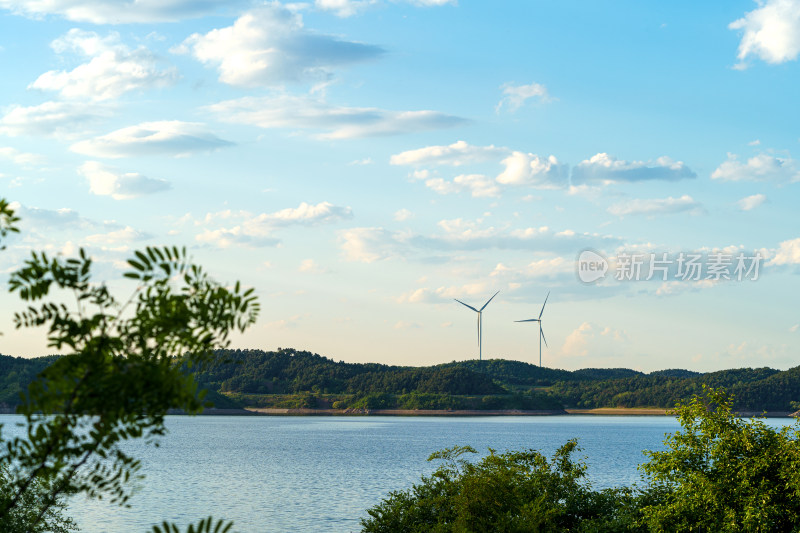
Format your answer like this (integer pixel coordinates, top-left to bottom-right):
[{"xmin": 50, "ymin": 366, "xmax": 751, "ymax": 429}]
[
  {"xmin": 0, "ymin": 354, "xmax": 60, "ymax": 407},
  {"xmin": 2, "ymin": 349, "xmax": 800, "ymax": 412},
  {"xmin": 190, "ymin": 349, "xmax": 800, "ymax": 411},
  {"xmin": 195, "ymin": 348, "xmax": 505, "ymax": 397}
]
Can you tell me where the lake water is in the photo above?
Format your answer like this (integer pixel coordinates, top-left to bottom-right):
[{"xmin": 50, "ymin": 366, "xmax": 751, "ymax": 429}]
[{"xmin": 0, "ymin": 414, "xmax": 791, "ymax": 532}]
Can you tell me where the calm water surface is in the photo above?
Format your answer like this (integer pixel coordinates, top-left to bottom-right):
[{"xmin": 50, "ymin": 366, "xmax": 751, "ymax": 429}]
[{"xmin": 2, "ymin": 414, "xmax": 785, "ymax": 532}]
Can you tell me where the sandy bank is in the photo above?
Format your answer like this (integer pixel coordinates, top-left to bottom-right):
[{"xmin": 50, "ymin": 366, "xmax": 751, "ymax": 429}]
[
  {"xmin": 566, "ymin": 408, "xmax": 672, "ymax": 416},
  {"xmin": 245, "ymin": 408, "xmax": 568, "ymax": 416}
]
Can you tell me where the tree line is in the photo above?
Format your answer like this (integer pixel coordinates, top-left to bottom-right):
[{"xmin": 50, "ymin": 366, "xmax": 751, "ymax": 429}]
[{"xmin": 5, "ymin": 348, "xmax": 800, "ymax": 412}]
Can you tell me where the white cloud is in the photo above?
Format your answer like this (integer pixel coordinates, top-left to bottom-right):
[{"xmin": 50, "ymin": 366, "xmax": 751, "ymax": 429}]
[
  {"xmin": 655, "ymin": 279, "xmax": 719, "ymax": 296},
  {"xmin": 30, "ymin": 30, "xmax": 177, "ymax": 101},
  {"xmin": 9, "ymin": 202, "xmax": 108, "ymax": 231},
  {"xmin": 496, "ymin": 81, "xmax": 550, "ymax": 112},
  {"xmin": 206, "ymin": 93, "xmax": 465, "ymax": 139},
  {"xmin": 79, "ymin": 161, "xmax": 170, "ymax": 200},
  {"xmin": 770, "ymin": 237, "xmax": 800, "ymax": 265},
  {"xmin": 729, "ymin": 0, "xmax": 800, "ymax": 67},
  {"xmin": 84, "ymin": 225, "xmax": 147, "ymax": 246},
  {"xmin": 0, "ymin": 0, "xmax": 247, "ymax": 24},
  {"xmin": 315, "ymin": 0, "xmax": 455, "ymax": 17},
  {"xmin": 393, "ymin": 320, "xmax": 422, "ymax": 329},
  {"xmin": 496, "ymin": 151, "xmax": 569, "ymax": 188},
  {"xmin": 258, "ymin": 201, "xmax": 353, "ymax": 226},
  {"xmin": 390, "ymin": 140, "xmax": 506, "ymax": 167},
  {"xmin": 737, "ymin": 193, "xmax": 767, "ymax": 211},
  {"xmin": 177, "ymin": 4, "xmax": 383, "ymax": 87},
  {"xmin": 425, "ymin": 174, "xmax": 500, "ymax": 198},
  {"xmin": 433, "ymin": 282, "xmax": 490, "ymax": 300},
  {"xmin": 298, "ymin": 258, "xmax": 327, "ymax": 273},
  {"xmin": 264, "ymin": 314, "xmax": 306, "ymax": 330},
  {"xmin": 394, "ymin": 208, "xmax": 414, "ymax": 221},
  {"xmin": 70, "ymin": 121, "xmax": 233, "ymax": 158},
  {"xmin": 315, "ymin": 0, "xmax": 377, "ymax": 17},
  {"xmin": 0, "ymin": 101, "xmax": 109, "ymax": 138},
  {"xmin": 489, "ymin": 257, "xmax": 572, "ymax": 279},
  {"xmin": 607, "ymin": 195, "xmax": 704, "ymax": 216},
  {"xmin": 196, "ymin": 201, "xmax": 352, "ymax": 248},
  {"xmin": 195, "ymin": 227, "xmax": 280, "ymax": 248},
  {"xmin": 339, "ymin": 227, "xmax": 400, "ymax": 262},
  {"xmin": 711, "ymin": 152, "xmax": 800, "ymax": 182},
  {"xmin": 397, "ymin": 287, "xmax": 435, "ymax": 303},
  {"xmin": 572, "ymin": 153, "xmax": 696, "ymax": 184},
  {"xmin": 0, "ymin": 147, "xmax": 46, "ymax": 167},
  {"xmin": 339, "ymin": 221, "xmax": 621, "ymax": 262},
  {"xmin": 562, "ymin": 322, "xmax": 627, "ymax": 357}
]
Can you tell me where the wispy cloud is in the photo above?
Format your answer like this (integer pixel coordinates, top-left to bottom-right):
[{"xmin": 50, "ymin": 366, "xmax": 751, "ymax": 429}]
[
  {"xmin": 79, "ymin": 161, "xmax": 171, "ymax": 200},
  {"xmin": 207, "ymin": 94, "xmax": 466, "ymax": 139},
  {"xmin": 315, "ymin": 0, "xmax": 455, "ymax": 17},
  {"xmin": 424, "ymin": 174, "xmax": 500, "ymax": 198},
  {"xmin": 391, "ymin": 144, "xmax": 690, "ymax": 197},
  {"xmin": 0, "ymin": 147, "xmax": 46, "ymax": 167},
  {"xmin": 0, "ymin": 101, "xmax": 110, "ymax": 138},
  {"xmin": 196, "ymin": 201, "xmax": 353, "ymax": 248},
  {"xmin": 339, "ymin": 221, "xmax": 621, "ymax": 263},
  {"xmin": 572, "ymin": 153, "xmax": 696, "ymax": 184},
  {"xmin": 496, "ymin": 81, "xmax": 551, "ymax": 112},
  {"xmin": 607, "ymin": 195, "xmax": 704, "ymax": 217},
  {"xmin": 71, "ymin": 121, "xmax": 233, "ymax": 158},
  {"xmin": 0, "ymin": 0, "xmax": 248, "ymax": 24},
  {"xmin": 737, "ymin": 193, "xmax": 767, "ymax": 211},
  {"xmin": 390, "ymin": 140, "xmax": 505, "ymax": 167}
]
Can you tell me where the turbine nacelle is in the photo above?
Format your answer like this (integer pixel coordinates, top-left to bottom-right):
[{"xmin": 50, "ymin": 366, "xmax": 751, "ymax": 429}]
[
  {"xmin": 454, "ymin": 291, "xmax": 499, "ymax": 361},
  {"xmin": 515, "ymin": 291, "xmax": 550, "ymax": 366}
]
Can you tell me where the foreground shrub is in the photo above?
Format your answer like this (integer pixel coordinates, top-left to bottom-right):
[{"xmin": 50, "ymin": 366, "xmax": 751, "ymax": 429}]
[
  {"xmin": 361, "ymin": 441, "xmax": 636, "ymax": 532},
  {"xmin": 362, "ymin": 387, "xmax": 800, "ymax": 532}
]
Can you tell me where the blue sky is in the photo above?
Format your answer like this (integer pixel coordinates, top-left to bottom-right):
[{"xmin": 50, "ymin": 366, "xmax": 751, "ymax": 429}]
[{"xmin": 1, "ymin": 0, "xmax": 799, "ymax": 372}]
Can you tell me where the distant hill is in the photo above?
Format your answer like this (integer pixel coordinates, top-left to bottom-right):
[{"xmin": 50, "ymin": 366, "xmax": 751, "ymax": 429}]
[
  {"xmin": 2, "ymin": 350, "xmax": 800, "ymax": 412},
  {"xmin": 0, "ymin": 354, "xmax": 60, "ymax": 407}
]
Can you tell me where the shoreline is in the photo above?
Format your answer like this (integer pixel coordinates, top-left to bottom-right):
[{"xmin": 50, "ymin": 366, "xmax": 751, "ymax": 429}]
[
  {"xmin": 241, "ymin": 407, "xmax": 798, "ymax": 417},
  {"xmin": 5, "ymin": 407, "xmax": 794, "ymax": 417},
  {"xmin": 244, "ymin": 408, "xmax": 569, "ymax": 416}
]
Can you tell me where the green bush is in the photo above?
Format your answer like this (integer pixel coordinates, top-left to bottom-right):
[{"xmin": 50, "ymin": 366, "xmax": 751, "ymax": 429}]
[
  {"xmin": 361, "ymin": 442, "xmax": 634, "ymax": 532},
  {"xmin": 362, "ymin": 387, "xmax": 800, "ymax": 532}
]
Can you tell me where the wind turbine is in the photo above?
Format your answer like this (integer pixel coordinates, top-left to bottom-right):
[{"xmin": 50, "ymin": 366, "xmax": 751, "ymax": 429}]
[
  {"xmin": 454, "ymin": 291, "xmax": 499, "ymax": 361},
  {"xmin": 515, "ymin": 291, "xmax": 550, "ymax": 367}
]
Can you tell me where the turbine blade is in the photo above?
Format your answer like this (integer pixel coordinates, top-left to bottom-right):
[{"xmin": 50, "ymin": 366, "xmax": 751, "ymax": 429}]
[
  {"xmin": 479, "ymin": 291, "xmax": 500, "ymax": 312},
  {"xmin": 540, "ymin": 326, "xmax": 548, "ymax": 348},
  {"xmin": 514, "ymin": 319, "xmax": 540, "ymax": 323},
  {"xmin": 538, "ymin": 291, "xmax": 550, "ymax": 319},
  {"xmin": 454, "ymin": 298, "xmax": 479, "ymax": 313}
]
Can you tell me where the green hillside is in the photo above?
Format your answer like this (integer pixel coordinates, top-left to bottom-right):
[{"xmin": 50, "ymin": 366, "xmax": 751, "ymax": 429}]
[{"xmin": 2, "ymin": 349, "xmax": 800, "ymax": 412}]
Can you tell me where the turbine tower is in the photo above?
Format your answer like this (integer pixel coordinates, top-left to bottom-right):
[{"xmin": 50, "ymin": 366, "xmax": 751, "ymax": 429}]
[
  {"xmin": 515, "ymin": 291, "xmax": 550, "ymax": 367},
  {"xmin": 454, "ymin": 291, "xmax": 499, "ymax": 361}
]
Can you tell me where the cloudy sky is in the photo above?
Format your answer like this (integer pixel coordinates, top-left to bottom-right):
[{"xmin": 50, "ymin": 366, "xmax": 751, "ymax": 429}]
[{"xmin": 1, "ymin": 0, "xmax": 799, "ymax": 372}]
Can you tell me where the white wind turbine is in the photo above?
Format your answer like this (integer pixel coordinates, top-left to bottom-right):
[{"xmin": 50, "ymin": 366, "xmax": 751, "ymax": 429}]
[
  {"xmin": 454, "ymin": 291, "xmax": 499, "ymax": 361},
  {"xmin": 515, "ymin": 291, "xmax": 550, "ymax": 367}
]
